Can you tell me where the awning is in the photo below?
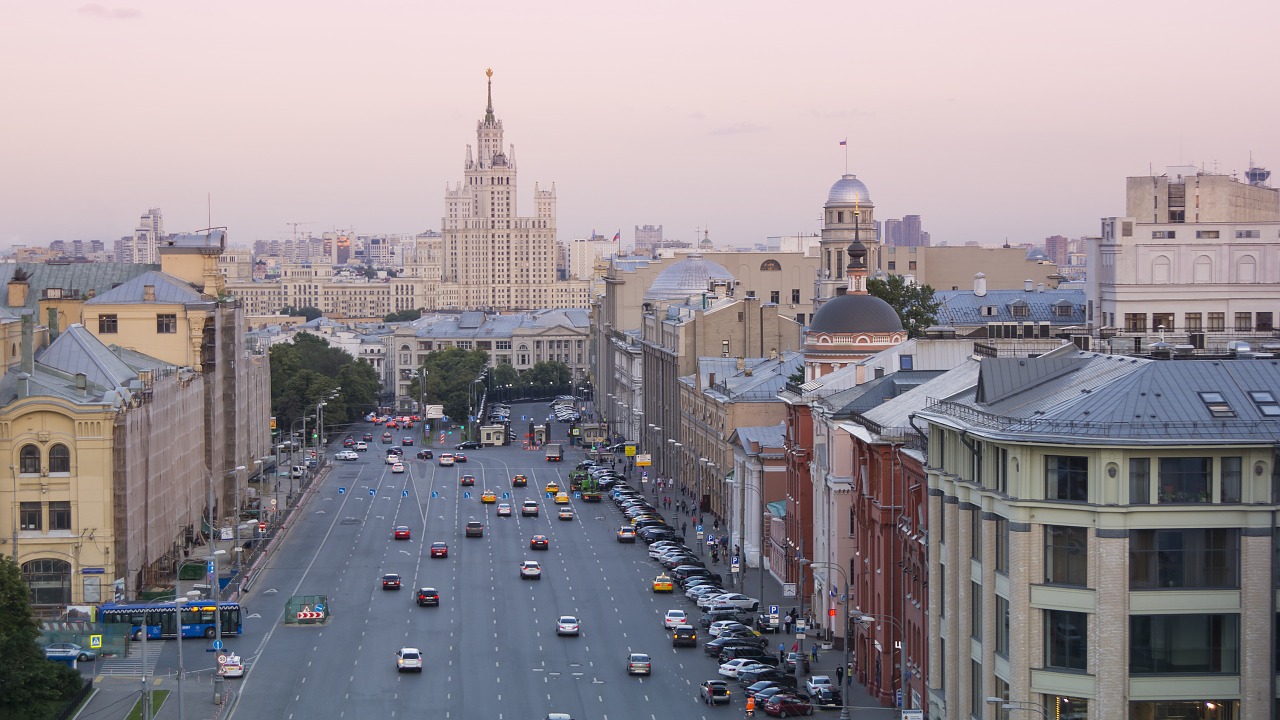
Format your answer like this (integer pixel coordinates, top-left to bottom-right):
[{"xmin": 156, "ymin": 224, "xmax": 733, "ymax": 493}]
[{"xmin": 766, "ymin": 500, "xmax": 786, "ymax": 518}]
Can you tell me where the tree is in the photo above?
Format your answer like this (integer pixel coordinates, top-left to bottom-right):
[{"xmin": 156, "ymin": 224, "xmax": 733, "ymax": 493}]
[
  {"xmin": 384, "ymin": 310, "xmax": 421, "ymax": 323},
  {"xmin": 280, "ymin": 306, "xmax": 322, "ymax": 321},
  {"xmin": 268, "ymin": 334, "xmax": 381, "ymax": 434},
  {"xmin": 0, "ymin": 557, "xmax": 83, "ymax": 719},
  {"xmin": 867, "ymin": 275, "xmax": 940, "ymax": 338},
  {"xmin": 523, "ymin": 361, "xmax": 571, "ymax": 398},
  {"xmin": 411, "ymin": 348, "xmax": 490, "ymax": 422}
]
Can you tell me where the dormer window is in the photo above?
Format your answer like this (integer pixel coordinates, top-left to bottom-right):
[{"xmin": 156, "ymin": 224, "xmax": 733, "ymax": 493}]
[{"xmin": 1010, "ymin": 300, "xmax": 1030, "ymax": 318}]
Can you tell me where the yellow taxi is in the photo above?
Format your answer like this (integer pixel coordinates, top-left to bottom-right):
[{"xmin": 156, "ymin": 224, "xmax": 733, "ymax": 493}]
[
  {"xmin": 481, "ymin": 490, "xmax": 497, "ymax": 504},
  {"xmin": 554, "ymin": 492, "xmax": 570, "ymax": 505},
  {"xmin": 544, "ymin": 482, "xmax": 560, "ymax": 494},
  {"xmin": 652, "ymin": 574, "xmax": 674, "ymax": 593}
]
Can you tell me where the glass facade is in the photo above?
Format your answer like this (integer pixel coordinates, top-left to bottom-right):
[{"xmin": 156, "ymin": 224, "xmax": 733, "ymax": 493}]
[
  {"xmin": 1130, "ymin": 614, "xmax": 1239, "ymax": 674},
  {"xmin": 1130, "ymin": 529, "xmax": 1239, "ymax": 589}
]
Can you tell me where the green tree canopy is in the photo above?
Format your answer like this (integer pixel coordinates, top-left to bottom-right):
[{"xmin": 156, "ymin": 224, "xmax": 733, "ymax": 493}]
[
  {"xmin": 867, "ymin": 275, "xmax": 941, "ymax": 338},
  {"xmin": 0, "ymin": 557, "xmax": 84, "ymax": 718},
  {"xmin": 269, "ymin": 334, "xmax": 381, "ymax": 437},
  {"xmin": 409, "ymin": 348, "xmax": 490, "ymax": 423},
  {"xmin": 383, "ymin": 310, "xmax": 421, "ymax": 323},
  {"xmin": 280, "ymin": 306, "xmax": 322, "ymax": 321}
]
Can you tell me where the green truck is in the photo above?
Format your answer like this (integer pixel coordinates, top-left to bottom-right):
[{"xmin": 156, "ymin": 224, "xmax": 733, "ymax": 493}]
[{"xmin": 571, "ymin": 471, "xmax": 602, "ymax": 502}]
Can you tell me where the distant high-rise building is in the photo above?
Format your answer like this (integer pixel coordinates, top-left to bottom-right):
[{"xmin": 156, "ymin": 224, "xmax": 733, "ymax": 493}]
[
  {"xmin": 920, "ymin": 231, "xmax": 930, "ymax": 247},
  {"xmin": 882, "ymin": 215, "xmax": 928, "ymax": 247},
  {"xmin": 1044, "ymin": 234, "xmax": 1070, "ymax": 266},
  {"xmin": 50, "ymin": 240, "xmax": 66, "ymax": 255},
  {"xmin": 634, "ymin": 224, "xmax": 663, "ymax": 253},
  {"xmin": 902, "ymin": 214, "xmax": 924, "ymax": 247},
  {"xmin": 883, "ymin": 219, "xmax": 902, "ymax": 247},
  {"xmin": 115, "ymin": 207, "xmax": 164, "ymax": 264}
]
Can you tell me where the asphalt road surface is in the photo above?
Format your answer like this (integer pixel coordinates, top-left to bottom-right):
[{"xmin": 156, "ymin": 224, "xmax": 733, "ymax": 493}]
[{"xmin": 223, "ymin": 412, "xmax": 732, "ymax": 720}]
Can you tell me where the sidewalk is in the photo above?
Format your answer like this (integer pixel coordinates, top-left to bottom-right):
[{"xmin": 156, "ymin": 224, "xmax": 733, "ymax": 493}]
[{"xmin": 638, "ymin": 481, "xmax": 902, "ymax": 718}]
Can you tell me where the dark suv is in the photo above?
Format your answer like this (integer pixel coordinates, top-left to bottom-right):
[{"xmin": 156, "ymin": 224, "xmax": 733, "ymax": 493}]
[
  {"xmin": 415, "ymin": 588, "xmax": 439, "ymax": 606},
  {"xmin": 465, "ymin": 521, "xmax": 484, "ymax": 538},
  {"xmin": 672, "ymin": 625, "xmax": 698, "ymax": 648}
]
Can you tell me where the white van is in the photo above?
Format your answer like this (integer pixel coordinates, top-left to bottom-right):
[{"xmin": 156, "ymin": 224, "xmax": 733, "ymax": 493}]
[{"xmin": 291, "ymin": 466, "xmax": 305, "ymax": 479}]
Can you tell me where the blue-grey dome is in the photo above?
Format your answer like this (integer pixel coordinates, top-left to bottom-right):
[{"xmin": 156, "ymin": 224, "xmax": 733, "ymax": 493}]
[
  {"xmin": 827, "ymin": 174, "xmax": 871, "ymax": 205},
  {"xmin": 809, "ymin": 294, "xmax": 902, "ymax": 334},
  {"xmin": 644, "ymin": 255, "xmax": 735, "ymax": 302}
]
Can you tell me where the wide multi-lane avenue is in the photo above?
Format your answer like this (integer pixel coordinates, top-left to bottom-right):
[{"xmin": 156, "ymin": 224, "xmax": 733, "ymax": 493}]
[{"xmin": 227, "ymin": 414, "xmax": 720, "ymax": 720}]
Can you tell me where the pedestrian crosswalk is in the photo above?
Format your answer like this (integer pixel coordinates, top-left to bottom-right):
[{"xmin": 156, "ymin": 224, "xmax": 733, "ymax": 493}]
[{"xmin": 98, "ymin": 639, "xmax": 165, "ymax": 676}]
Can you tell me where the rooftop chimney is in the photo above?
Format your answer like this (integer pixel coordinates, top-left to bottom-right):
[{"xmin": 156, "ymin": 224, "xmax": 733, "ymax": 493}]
[
  {"xmin": 736, "ymin": 357, "xmax": 746, "ymax": 372},
  {"xmin": 974, "ymin": 272, "xmax": 987, "ymax": 297},
  {"xmin": 8, "ymin": 270, "xmax": 30, "ymax": 308},
  {"xmin": 1024, "ymin": 279, "xmax": 1034, "ymax": 292}
]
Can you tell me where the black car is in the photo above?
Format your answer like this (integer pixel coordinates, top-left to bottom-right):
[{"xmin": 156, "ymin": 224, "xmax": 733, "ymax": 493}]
[
  {"xmin": 703, "ymin": 636, "xmax": 765, "ymax": 656},
  {"xmin": 465, "ymin": 521, "xmax": 484, "ymax": 537},
  {"xmin": 702, "ymin": 609, "xmax": 753, "ymax": 628},
  {"xmin": 811, "ymin": 686, "xmax": 843, "ymax": 708},
  {"xmin": 716, "ymin": 631, "xmax": 769, "ymax": 648},
  {"xmin": 756, "ymin": 613, "xmax": 782, "ymax": 633},
  {"xmin": 744, "ymin": 681, "xmax": 786, "ymax": 699},
  {"xmin": 455, "ymin": 441, "xmax": 482, "ymax": 450},
  {"xmin": 737, "ymin": 667, "xmax": 798, "ymax": 687},
  {"xmin": 417, "ymin": 449, "xmax": 434, "ymax": 460},
  {"xmin": 672, "ymin": 625, "xmax": 698, "ymax": 648},
  {"xmin": 719, "ymin": 647, "xmax": 777, "ymax": 665},
  {"xmin": 415, "ymin": 587, "xmax": 440, "ymax": 606}
]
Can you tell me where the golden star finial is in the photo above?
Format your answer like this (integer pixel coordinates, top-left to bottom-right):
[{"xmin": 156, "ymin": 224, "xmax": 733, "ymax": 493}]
[{"xmin": 486, "ymin": 68, "xmax": 493, "ymax": 78}]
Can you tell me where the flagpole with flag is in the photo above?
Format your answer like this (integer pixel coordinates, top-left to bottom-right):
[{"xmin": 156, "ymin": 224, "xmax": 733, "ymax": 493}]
[{"xmin": 839, "ymin": 138, "xmax": 848, "ymax": 174}]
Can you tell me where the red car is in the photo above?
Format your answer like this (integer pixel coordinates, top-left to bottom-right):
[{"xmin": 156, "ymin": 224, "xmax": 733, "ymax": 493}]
[
  {"xmin": 343, "ymin": 437, "xmax": 355, "ymax": 447},
  {"xmin": 454, "ymin": 453, "xmax": 468, "ymax": 463},
  {"xmin": 762, "ymin": 693, "xmax": 813, "ymax": 717},
  {"xmin": 429, "ymin": 542, "xmax": 448, "ymax": 558},
  {"xmin": 460, "ymin": 475, "xmax": 476, "ymax": 487},
  {"xmin": 402, "ymin": 437, "xmax": 414, "ymax": 446},
  {"xmin": 393, "ymin": 526, "xmax": 411, "ymax": 540}
]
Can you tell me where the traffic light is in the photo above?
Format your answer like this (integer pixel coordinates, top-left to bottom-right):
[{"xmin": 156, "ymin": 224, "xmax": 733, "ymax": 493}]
[
  {"xmin": 270, "ymin": 416, "xmax": 277, "ymax": 430},
  {"xmin": 828, "ymin": 608, "xmax": 836, "ymax": 617}
]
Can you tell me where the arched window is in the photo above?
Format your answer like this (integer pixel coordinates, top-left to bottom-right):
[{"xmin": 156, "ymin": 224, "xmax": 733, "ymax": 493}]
[
  {"xmin": 760, "ymin": 259, "xmax": 782, "ymax": 271},
  {"xmin": 1151, "ymin": 256, "xmax": 1171, "ymax": 284},
  {"xmin": 1193, "ymin": 256, "xmax": 1212, "ymax": 284},
  {"xmin": 49, "ymin": 444, "xmax": 71, "ymax": 473},
  {"xmin": 19, "ymin": 444, "xmax": 40, "ymax": 474},
  {"xmin": 1237, "ymin": 255, "xmax": 1257, "ymax": 283},
  {"xmin": 22, "ymin": 558, "xmax": 71, "ymax": 605}
]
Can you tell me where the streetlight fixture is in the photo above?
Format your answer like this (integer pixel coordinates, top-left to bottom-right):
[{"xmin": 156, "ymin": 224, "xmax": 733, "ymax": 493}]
[
  {"xmin": 986, "ymin": 697, "xmax": 1049, "ymax": 718},
  {"xmin": 858, "ymin": 613, "xmax": 909, "ymax": 714},
  {"xmin": 801, "ymin": 559, "xmax": 853, "ymax": 720}
]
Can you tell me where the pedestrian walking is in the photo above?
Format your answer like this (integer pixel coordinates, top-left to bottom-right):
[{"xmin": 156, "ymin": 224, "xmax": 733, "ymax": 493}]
[
  {"xmin": 836, "ymin": 664, "xmax": 844, "ymax": 687},
  {"xmin": 778, "ymin": 643, "xmax": 785, "ymax": 663},
  {"xmin": 811, "ymin": 645, "xmax": 819, "ymax": 662},
  {"xmin": 681, "ymin": 522, "xmax": 687, "ymax": 538},
  {"xmin": 784, "ymin": 617, "xmax": 792, "ymax": 634}
]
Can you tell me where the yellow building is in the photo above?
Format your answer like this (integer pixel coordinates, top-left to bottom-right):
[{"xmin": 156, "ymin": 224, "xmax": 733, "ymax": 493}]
[{"xmin": 0, "ymin": 231, "xmax": 271, "ymax": 610}]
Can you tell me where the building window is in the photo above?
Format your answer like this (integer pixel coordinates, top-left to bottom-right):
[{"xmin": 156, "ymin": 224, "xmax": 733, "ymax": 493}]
[
  {"xmin": 1158, "ymin": 457, "xmax": 1212, "ymax": 503},
  {"xmin": 1236, "ymin": 229, "xmax": 1260, "ymax": 238},
  {"xmin": 995, "ymin": 517, "xmax": 1009, "ymax": 574},
  {"xmin": 1130, "ymin": 528, "xmax": 1239, "ymax": 589},
  {"xmin": 1129, "ymin": 458, "xmax": 1150, "ymax": 504},
  {"xmin": 1045, "ymin": 525, "xmax": 1088, "ymax": 587},
  {"xmin": 1207, "ymin": 312, "xmax": 1225, "ymax": 331},
  {"xmin": 995, "ymin": 596, "xmax": 1010, "ymax": 658},
  {"xmin": 887, "ymin": 261, "xmax": 896, "ymax": 271},
  {"xmin": 1129, "ymin": 614, "xmax": 1239, "ymax": 674},
  {"xmin": 770, "ymin": 290, "xmax": 780, "ymax": 304},
  {"xmin": 156, "ymin": 313, "xmax": 177, "ymax": 333},
  {"xmin": 1045, "ymin": 610, "xmax": 1087, "ymax": 671},
  {"xmin": 21, "ymin": 502, "xmax": 42, "ymax": 530},
  {"xmin": 21, "ymin": 558, "xmax": 71, "ymax": 605},
  {"xmin": 970, "ymin": 510, "xmax": 982, "ymax": 560},
  {"xmin": 1258, "ymin": 312, "xmax": 1274, "ymax": 332},
  {"xmin": 19, "ymin": 444, "xmax": 41, "ymax": 474},
  {"xmin": 970, "ymin": 581, "xmax": 982, "ymax": 640},
  {"xmin": 1221, "ymin": 457, "xmax": 1242, "ymax": 503},
  {"xmin": 791, "ymin": 289, "xmax": 800, "ymax": 304},
  {"xmin": 1235, "ymin": 312, "xmax": 1252, "ymax": 332},
  {"xmin": 1124, "ymin": 313, "xmax": 1147, "ymax": 333},
  {"xmin": 49, "ymin": 501, "xmax": 71, "ymax": 531},
  {"xmin": 1196, "ymin": 230, "xmax": 1220, "ymax": 239},
  {"xmin": 899, "ymin": 354, "xmax": 914, "ymax": 371},
  {"xmin": 970, "ymin": 660, "xmax": 982, "ymax": 719},
  {"xmin": 1045, "ymin": 455, "xmax": 1088, "ymax": 501},
  {"xmin": 98, "ymin": 314, "xmax": 118, "ymax": 334},
  {"xmin": 1151, "ymin": 312, "xmax": 1173, "ymax": 332},
  {"xmin": 994, "ymin": 447, "xmax": 1008, "ymax": 494},
  {"xmin": 1184, "ymin": 313, "xmax": 1202, "ymax": 332},
  {"xmin": 48, "ymin": 444, "xmax": 70, "ymax": 473}
]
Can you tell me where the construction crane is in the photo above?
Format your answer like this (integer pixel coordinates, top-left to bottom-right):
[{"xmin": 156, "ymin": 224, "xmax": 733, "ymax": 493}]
[{"xmin": 286, "ymin": 221, "xmax": 317, "ymax": 242}]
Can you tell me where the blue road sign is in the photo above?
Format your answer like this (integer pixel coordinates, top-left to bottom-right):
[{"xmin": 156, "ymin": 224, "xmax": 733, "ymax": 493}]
[
  {"xmin": 207, "ymin": 561, "xmax": 214, "ymax": 575},
  {"xmin": 732, "ymin": 555, "xmax": 740, "ymax": 566},
  {"xmin": 431, "ymin": 491, "xmax": 438, "ymax": 498},
  {"xmin": 212, "ymin": 640, "xmax": 224, "ymax": 650},
  {"xmin": 545, "ymin": 492, "xmax": 553, "ymax": 499},
  {"xmin": 574, "ymin": 491, "xmax": 581, "ymax": 499},
  {"xmin": 315, "ymin": 604, "xmax": 325, "ymax": 613},
  {"xmin": 402, "ymin": 490, "xmax": 409, "ymax": 497},
  {"xmin": 769, "ymin": 605, "xmax": 779, "ymax": 615},
  {"xmin": 695, "ymin": 525, "xmax": 704, "ymax": 533},
  {"xmin": 503, "ymin": 492, "xmax": 510, "ymax": 499},
  {"xmin": 338, "ymin": 487, "xmax": 346, "ymax": 495},
  {"xmin": 463, "ymin": 491, "xmax": 471, "ymax": 499},
  {"xmin": 368, "ymin": 488, "xmax": 376, "ymax": 496},
  {"xmin": 708, "ymin": 534, "xmax": 717, "ymax": 544}
]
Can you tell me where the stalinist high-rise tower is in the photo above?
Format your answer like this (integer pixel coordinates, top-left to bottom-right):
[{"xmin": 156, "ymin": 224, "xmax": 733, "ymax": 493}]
[{"xmin": 440, "ymin": 69, "xmax": 587, "ymax": 311}]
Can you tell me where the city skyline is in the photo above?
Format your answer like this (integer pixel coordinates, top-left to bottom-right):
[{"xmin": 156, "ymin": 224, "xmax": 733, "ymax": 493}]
[{"xmin": 2, "ymin": 1, "xmax": 1276, "ymax": 251}]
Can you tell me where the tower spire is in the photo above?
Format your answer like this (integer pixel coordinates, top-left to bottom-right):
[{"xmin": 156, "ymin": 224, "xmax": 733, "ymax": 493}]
[{"xmin": 484, "ymin": 68, "xmax": 495, "ymax": 124}]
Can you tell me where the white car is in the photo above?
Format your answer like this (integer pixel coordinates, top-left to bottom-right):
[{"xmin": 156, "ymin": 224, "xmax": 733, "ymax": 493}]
[
  {"xmin": 649, "ymin": 543, "xmax": 683, "ymax": 559},
  {"xmin": 335, "ymin": 450, "xmax": 358, "ymax": 461},
  {"xmin": 556, "ymin": 616, "xmax": 580, "ymax": 636},
  {"xmin": 386, "ymin": 454, "xmax": 399, "ymax": 465},
  {"xmin": 396, "ymin": 647, "xmax": 423, "ymax": 673},
  {"xmin": 718, "ymin": 658, "xmax": 768, "ymax": 679},
  {"xmin": 219, "ymin": 654, "xmax": 244, "ymax": 678},
  {"xmin": 391, "ymin": 462, "xmax": 405, "ymax": 473},
  {"xmin": 708, "ymin": 621, "xmax": 752, "ymax": 638},
  {"xmin": 687, "ymin": 585, "xmax": 725, "ymax": 600},
  {"xmin": 520, "ymin": 560, "xmax": 542, "ymax": 580},
  {"xmin": 354, "ymin": 441, "xmax": 368, "ymax": 451},
  {"xmin": 663, "ymin": 609, "xmax": 688, "ymax": 630},
  {"xmin": 806, "ymin": 675, "xmax": 834, "ymax": 695},
  {"xmin": 706, "ymin": 593, "xmax": 760, "ymax": 611},
  {"xmin": 438, "ymin": 453, "xmax": 455, "ymax": 466}
]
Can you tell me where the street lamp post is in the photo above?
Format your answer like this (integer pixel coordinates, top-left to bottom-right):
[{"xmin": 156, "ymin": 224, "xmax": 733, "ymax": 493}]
[
  {"xmin": 858, "ymin": 613, "xmax": 909, "ymax": 713},
  {"xmin": 801, "ymin": 560, "xmax": 853, "ymax": 720},
  {"xmin": 986, "ymin": 697, "xmax": 1049, "ymax": 718}
]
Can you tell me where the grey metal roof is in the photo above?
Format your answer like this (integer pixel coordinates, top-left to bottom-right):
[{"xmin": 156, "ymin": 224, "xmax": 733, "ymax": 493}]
[
  {"xmin": 38, "ymin": 324, "xmax": 140, "ymax": 389},
  {"xmin": 84, "ymin": 270, "xmax": 206, "ymax": 305},
  {"xmin": 733, "ymin": 424, "xmax": 787, "ymax": 452},
  {"xmin": 0, "ymin": 262, "xmax": 158, "ymax": 312},
  {"xmin": 974, "ymin": 353, "xmax": 1090, "ymax": 404},
  {"xmin": 643, "ymin": 255, "xmax": 734, "ymax": 302},
  {"xmin": 809, "ymin": 293, "xmax": 903, "ymax": 334},
  {"xmin": 933, "ymin": 288, "xmax": 1086, "ymax": 327},
  {"xmin": 857, "ymin": 361, "xmax": 981, "ymax": 436},
  {"xmin": 825, "ymin": 370, "xmax": 948, "ymax": 417},
  {"xmin": 700, "ymin": 352, "xmax": 803, "ymax": 402}
]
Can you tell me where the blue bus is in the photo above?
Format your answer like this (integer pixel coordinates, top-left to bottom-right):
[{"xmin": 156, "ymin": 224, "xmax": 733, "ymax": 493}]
[{"xmin": 99, "ymin": 601, "xmax": 243, "ymax": 640}]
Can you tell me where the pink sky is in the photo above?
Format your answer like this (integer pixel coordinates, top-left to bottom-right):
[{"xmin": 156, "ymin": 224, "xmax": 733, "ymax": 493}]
[{"xmin": 1, "ymin": 1, "xmax": 1276, "ymax": 250}]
